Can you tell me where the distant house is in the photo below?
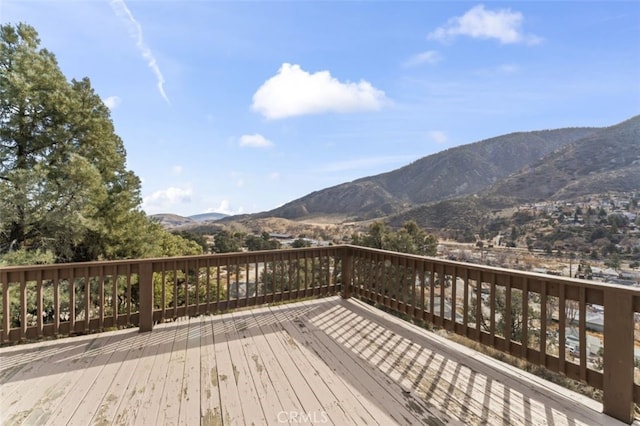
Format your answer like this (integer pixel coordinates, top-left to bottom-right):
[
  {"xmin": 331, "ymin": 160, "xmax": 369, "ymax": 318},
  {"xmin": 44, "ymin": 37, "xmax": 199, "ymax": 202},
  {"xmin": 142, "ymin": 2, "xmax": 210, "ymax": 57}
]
[
  {"xmin": 269, "ymin": 233, "xmax": 293, "ymax": 240},
  {"xmin": 565, "ymin": 327, "xmax": 602, "ymax": 356}
]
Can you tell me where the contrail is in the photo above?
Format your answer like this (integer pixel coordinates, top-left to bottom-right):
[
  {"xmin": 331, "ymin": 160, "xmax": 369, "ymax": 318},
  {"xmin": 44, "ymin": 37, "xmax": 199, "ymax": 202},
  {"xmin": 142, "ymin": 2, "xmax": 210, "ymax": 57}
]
[{"xmin": 110, "ymin": 0, "xmax": 170, "ymax": 104}]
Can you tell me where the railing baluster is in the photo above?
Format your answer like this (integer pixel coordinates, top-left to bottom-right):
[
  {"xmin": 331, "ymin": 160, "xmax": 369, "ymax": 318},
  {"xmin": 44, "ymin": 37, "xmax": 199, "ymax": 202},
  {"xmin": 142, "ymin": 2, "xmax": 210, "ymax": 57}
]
[
  {"xmin": 579, "ymin": 286, "xmax": 587, "ymax": 382},
  {"xmin": 521, "ymin": 277, "xmax": 528, "ymax": 361},
  {"xmin": 410, "ymin": 258, "xmax": 417, "ymax": 319},
  {"xmin": 419, "ymin": 260, "xmax": 426, "ymax": 321},
  {"xmin": 111, "ymin": 266, "xmax": 118, "ymax": 328},
  {"xmin": 126, "ymin": 264, "xmax": 132, "ymax": 325},
  {"xmin": 474, "ymin": 273, "xmax": 481, "ymax": 341},
  {"xmin": 36, "ymin": 270, "xmax": 43, "ymax": 338},
  {"xmin": 216, "ymin": 258, "xmax": 222, "ymax": 309},
  {"xmin": 429, "ymin": 262, "xmax": 436, "ymax": 324},
  {"xmin": 1, "ymin": 271, "xmax": 7, "ymax": 343},
  {"xmin": 83, "ymin": 267, "xmax": 90, "ymax": 334},
  {"xmin": 161, "ymin": 265, "xmax": 166, "ymax": 320},
  {"xmin": 206, "ymin": 259, "xmax": 211, "ymax": 314},
  {"xmin": 450, "ymin": 266, "xmax": 457, "ymax": 331},
  {"xmin": 462, "ymin": 267, "xmax": 469, "ymax": 339},
  {"xmin": 540, "ymin": 281, "xmax": 547, "ymax": 367},
  {"xmin": 504, "ymin": 276, "xmax": 512, "ymax": 352},
  {"xmin": 53, "ymin": 269, "xmax": 59, "ymax": 336},
  {"xmin": 558, "ymin": 282, "xmax": 566, "ymax": 376},
  {"xmin": 19, "ymin": 271, "xmax": 26, "ymax": 340},
  {"xmin": 489, "ymin": 272, "xmax": 496, "ymax": 347},
  {"xmin": 173, "ymin": 260, "xmax": 179, "ymax": 318},
  {"xmin": 439, "ymin": 263, "xmax": 445, "ymax": 327},
  {"xmin": 99, "ymin": 266, "xmax": 105, "ymax": 331}
]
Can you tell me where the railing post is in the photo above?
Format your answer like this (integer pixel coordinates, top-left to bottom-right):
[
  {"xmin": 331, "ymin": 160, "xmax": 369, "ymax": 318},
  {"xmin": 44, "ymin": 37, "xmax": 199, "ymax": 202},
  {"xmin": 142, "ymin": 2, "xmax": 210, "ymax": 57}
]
[
  {"xmin": 341, "ymin": 247, "xmax": 353, "ymax": 299},
  {"xmin": 603, "ymin": 289, "xmax": 634, "ymax": 424},
  {"xmin": 139, "ymin": 262, "xmax": 154, "ymax": 333}
]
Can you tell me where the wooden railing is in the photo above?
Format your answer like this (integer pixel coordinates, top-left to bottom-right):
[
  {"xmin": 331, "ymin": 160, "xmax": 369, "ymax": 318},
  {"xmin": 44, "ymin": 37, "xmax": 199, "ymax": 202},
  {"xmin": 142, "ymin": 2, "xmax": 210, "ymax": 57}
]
[
  {"xmin": 1, "ymin": 245, "xmax": 638, "ymax": 423},
  {"xmin": 343, "ymin": 245, "xmax": 640, "ymax": 424},
  {"xmin": 0, "ymin": 247, "xmax": 341, "ymax": 341}
]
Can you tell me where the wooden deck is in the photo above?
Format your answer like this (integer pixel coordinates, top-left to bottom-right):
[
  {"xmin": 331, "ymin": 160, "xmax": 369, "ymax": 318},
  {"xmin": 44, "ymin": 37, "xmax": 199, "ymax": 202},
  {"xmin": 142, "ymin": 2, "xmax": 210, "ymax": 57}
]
[{"xmin": 0, "ymin": 296, "xmax": 629, "ymax": 425}]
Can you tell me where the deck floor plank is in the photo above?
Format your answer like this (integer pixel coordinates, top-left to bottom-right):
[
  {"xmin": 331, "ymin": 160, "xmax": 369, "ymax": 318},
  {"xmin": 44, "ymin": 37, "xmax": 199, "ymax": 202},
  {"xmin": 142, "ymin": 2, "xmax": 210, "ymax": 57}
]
[
  {"xmin": 1, "ymin": 335, "xmax": 98, "ymax": 422},
  {"xmin": 157, "ymin": 317, "xmax": 191, "ymax": 426},
  {"xmin": 92, "ymin": 330, "xmax": 152, "ymax": 425},
  {"xmin": 0, "ymin": 295, "xmax": 632, "ymax": 426},
  {"xmin": 219, "ymin": 311, "xmax": 267, "ymax": 425},
  {"xmin": 229, "ymin": 310, "xmax": 285, "ymax": 425},
  {"xmin": 241, "ymin": 306, "xmax": 305, "ymax": 417},
  {"xmin": 179, "ymin": 315, "xmax": 203, "ymax": 426},
  {"xmin": 249, "ymin": 305, "xmax": 330, "ymax": 419},
  {"xmin": 111, "ymin": 322, "xmax": 175, "ymax": 426},
  {"xmin": 274, "ymin": 301, "xmax": 410, "ymax": 425},
  {"xmin": 133, "ymin": 319, "xmax": 181, "ymax": 426},
  {"xmin": 34, "ymin": 331, "xmax": 126, "ymax": 425},
  {"xmin": 211, "ymin": 313, "xmax": 246, "ymax": 425},
  {"xmin": 264, "ymin": 303, "xmax": 356, "ymax": 425},
  {"xmin": 77, "ymin": 330, "xmax": 152, "ymax": 426},
  {"xmin": 318, "ymin": 302, "xmax": 487, "ymax": 424},
  {"xmin": 199, "ymin": 315, "xmax": 223, "ymax": 425},
  {"xmin": 294, "ymin": 300, "xmax": 450, "ymax": 425},
  {"xmin": 270, "ymin": 303, "xmax": 381, "ymax": 425}
]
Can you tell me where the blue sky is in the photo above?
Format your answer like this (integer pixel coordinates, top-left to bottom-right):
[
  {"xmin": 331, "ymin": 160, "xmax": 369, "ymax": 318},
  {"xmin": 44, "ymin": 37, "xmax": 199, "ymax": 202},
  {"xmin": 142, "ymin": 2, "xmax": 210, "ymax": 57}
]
[{"xmin": 2, "ymin": 1, "xmax": 639, "ymax": 217}]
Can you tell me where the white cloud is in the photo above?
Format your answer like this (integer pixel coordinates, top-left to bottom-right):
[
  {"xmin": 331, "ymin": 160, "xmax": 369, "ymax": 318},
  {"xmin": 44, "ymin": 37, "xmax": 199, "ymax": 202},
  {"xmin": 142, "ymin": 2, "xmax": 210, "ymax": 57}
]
[
  {"xmin": 171, "ymin": 165, "xmax": 183, "ymax": 176},
  {"xmin": 142, "ymin": 186, "xmax": 192, "ymax": 213},
  {"xmin": 104, "ymin": 95, "xmax": 121, "ymax": 109},
  {"xmin": 428, "ymin": 5, "xmax": 541, "ymax": 45},
  {"xmin": 239, "ymin": 133, "xmax": 273, "ymax": 148},
  {"xmin": 428, "ymin": 130, "xmax": 448, "ymax": 144},
  {"xmin": 403, "ymin": 51, "xmax": 441, "ymax": 67},
  {"xmin": 209, "ymin": 200, "xmax": 243, "ymax": 216},
  {"xmin": 110, "ymin": 0, "xmax": 170, "ymax": 103},
  {"xmin": 251, "ymin": 63, "xmax": 387, "ymax": 119}
]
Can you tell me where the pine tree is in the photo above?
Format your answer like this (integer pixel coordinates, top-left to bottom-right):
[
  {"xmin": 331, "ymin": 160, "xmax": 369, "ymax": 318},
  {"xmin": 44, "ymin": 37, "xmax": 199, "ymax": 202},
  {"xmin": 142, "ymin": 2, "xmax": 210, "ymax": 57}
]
[{"xmin": 0, "ymin": 23, "xmax": 200, "ymax": 262}]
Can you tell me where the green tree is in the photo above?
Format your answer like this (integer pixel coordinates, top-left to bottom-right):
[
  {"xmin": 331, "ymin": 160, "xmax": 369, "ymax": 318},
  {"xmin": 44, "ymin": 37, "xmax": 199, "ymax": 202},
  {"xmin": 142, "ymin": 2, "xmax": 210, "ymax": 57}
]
[
  {"xmin": 291, "ymin": 238, "xmax": 312, "ymax": 248},
  {"xmin": 0, "ymin": 23, "xmax": 198, "ymax": 263},
  {"xmin": 351, "ymin": 221, "xmax": 437, "ymax": 305},
  {"xmin": 212, "ymin": 230, "xmax": 244, "ymax": 253},
  {"xmin": 245, "ymin": 232, "xmax": 280, "ymax": 251},
  {"xmin": 604, "ymin": 253, "xmax": 621, "ymax": 270},
  {"xmin": 352, "ymin": 220, "xmax": 437, "ymax": 256}
]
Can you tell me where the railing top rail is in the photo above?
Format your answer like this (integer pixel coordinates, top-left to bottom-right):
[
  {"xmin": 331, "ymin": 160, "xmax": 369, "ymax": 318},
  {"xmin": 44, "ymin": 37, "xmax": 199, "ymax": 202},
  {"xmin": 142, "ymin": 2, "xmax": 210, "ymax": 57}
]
[
  {"xmin": 1, "ymin": 243, "xmax": 638, "ymax": 297},
  {"xmin": 0, "ymin": 245, "xmax": 342, "ymax": 273},
  {"xmin": 344, "ymin": 245, "xmax": 640, "ymax": 296}
]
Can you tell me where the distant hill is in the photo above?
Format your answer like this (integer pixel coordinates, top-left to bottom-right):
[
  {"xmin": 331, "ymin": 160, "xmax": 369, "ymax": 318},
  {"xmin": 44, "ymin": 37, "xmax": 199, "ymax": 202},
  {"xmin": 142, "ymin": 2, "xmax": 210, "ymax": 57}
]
[
  {"xmin": 151, "ymin": 212, "xmax": 228, "ymax": 229},
  {"xmin": 189, "ymin": 212, "xmax": 228, "ymax": 222},
  {"xmin": 151, "ymin": 214, "xmax": 195, "ymax": 228},
  {"xmin": 257, "ymin": 126, "xmax": 599, "ymax": 221}
]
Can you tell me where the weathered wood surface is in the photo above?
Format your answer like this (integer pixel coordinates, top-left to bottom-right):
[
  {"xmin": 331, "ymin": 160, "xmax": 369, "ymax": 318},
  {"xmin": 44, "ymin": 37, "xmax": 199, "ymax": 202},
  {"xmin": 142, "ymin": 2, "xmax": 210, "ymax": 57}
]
[{"xmin": 0, "ymin": 296, "xmax": 630, "ymax": 425}]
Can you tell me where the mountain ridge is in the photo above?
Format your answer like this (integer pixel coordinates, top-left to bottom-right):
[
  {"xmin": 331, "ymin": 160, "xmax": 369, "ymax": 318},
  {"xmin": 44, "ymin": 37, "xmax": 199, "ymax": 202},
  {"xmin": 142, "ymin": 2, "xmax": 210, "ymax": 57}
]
[{"xmin": 255, "ymin": 125, "xmax": 604, "ymax": 221}]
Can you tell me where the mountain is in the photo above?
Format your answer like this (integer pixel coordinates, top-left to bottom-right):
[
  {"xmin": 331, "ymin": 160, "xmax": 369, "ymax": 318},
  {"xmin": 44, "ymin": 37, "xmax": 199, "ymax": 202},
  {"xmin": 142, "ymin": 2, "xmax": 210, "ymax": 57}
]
[
  {"xmin": 189, "ymin": 212, "xmax": 228, "ymax": 222},
  {"xmin": 485, "ymin": 115, "xmax": 640, "ymax": 202},
  {"xmin": 258, "ymin": 126, "xmax": 599, "ymax": 221},
  {"xmin": 388, "ymin": 115, "xmax": 640, "ymax": 229},
  {"xmin": 151, "ymin": 213, "xmax": 196, "ymax": 228},
  {"xmin": 151, "ymin": 211, "xmax": 228, "ymax": 229}
]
